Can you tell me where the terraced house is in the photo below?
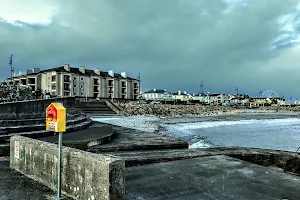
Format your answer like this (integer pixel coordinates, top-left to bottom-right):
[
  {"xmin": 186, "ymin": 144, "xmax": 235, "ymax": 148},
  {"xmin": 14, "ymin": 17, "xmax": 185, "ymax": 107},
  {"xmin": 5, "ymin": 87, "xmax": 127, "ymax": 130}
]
[{"xmin": 6, "ymin": 64, "xmax": 140, "ymax": 99}]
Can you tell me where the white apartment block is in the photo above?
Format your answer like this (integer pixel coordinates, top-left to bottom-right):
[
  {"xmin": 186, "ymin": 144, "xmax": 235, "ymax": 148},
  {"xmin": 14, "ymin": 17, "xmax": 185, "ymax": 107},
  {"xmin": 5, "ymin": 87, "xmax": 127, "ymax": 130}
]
[{"xmin": 7, "ymin": 64, "xmax": 140, "ymax": 99}]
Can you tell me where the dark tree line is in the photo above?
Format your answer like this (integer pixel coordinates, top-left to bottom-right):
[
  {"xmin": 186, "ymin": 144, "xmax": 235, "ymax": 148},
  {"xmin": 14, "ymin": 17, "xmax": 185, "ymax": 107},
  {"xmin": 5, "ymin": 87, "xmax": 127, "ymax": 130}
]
[{"xmin": 0, "ymin": 82, "xmax": 33, "ymax": 103}]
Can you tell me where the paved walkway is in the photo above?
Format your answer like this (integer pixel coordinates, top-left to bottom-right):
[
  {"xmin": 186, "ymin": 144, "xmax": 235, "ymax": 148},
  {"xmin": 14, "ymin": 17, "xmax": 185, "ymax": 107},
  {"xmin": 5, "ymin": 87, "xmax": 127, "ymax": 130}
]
[
  {"xmin": 125, "ymin": 155, "xmax": 300, "ymax": 200},
  {"xmin": 39, "ymin": 123, "xmax": 114, "ymax": 150},
  {"xmin": 0, "ymin": 157, "xmax": 73, "ymax": 200}
]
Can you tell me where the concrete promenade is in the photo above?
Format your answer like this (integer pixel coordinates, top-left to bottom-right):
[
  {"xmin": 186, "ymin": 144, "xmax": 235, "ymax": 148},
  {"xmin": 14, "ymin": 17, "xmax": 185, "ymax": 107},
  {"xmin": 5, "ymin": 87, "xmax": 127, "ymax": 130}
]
[{"xmin": 2, "ymin": 122, "xmax": 300, "ymax": 199}]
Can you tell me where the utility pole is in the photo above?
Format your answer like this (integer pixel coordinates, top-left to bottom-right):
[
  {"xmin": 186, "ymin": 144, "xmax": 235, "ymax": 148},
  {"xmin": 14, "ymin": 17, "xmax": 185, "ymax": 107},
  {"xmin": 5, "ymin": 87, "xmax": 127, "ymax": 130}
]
[
  {"xmin": 200, "ymin": 81, "xmax": 204, "ymax": 94},
  {"xmin": 200, "ymin": 81, "xmax": 204, "ymax": 104},
  {"xmin": 235, "ymin": 87, "xmax": 238, "ymax": 95},
  {"xmin": 9, "ymin": 54, "xmax": 14, "ymax": 83},
  {"xmin": 137, "ymin": 72, "xmax": 141, "ymax": 103}
]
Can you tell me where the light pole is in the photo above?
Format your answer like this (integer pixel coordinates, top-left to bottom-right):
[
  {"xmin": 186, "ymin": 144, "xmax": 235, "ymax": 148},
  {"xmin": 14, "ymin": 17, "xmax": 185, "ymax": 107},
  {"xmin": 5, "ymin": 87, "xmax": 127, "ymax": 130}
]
[
  {"xmin": 200, "ymin": 81, "xmax": 204, "ymax": 104},
  {"xmin": 235, "ymin": 87, "xmax": 238, "ymax": 95}
]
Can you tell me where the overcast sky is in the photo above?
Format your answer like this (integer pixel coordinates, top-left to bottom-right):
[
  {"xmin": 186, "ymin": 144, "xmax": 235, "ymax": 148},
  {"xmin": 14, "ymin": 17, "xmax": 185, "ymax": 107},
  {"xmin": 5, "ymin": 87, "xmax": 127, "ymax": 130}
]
[{"xmin": 1, "ymin": 0, "xmax": 300, "ymax": 98}]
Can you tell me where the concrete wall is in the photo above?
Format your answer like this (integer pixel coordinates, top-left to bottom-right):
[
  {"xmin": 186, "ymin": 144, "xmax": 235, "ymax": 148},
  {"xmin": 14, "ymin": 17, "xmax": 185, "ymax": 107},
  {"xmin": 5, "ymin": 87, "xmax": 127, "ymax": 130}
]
[
  {"xmin": 0, "ymin": 97, "xmax": 77, "ymax": 120},
  {"xmin": 10, "ymin": 136, "xmax": 125, "ymax": 200}
]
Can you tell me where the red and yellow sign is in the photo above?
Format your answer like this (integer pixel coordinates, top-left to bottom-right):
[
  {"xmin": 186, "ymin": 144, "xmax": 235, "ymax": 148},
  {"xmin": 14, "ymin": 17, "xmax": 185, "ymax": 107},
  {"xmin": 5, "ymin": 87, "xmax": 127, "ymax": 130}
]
[{"xmin": 46, "ymin": 102, "xmax": 66, "ymax": 132}]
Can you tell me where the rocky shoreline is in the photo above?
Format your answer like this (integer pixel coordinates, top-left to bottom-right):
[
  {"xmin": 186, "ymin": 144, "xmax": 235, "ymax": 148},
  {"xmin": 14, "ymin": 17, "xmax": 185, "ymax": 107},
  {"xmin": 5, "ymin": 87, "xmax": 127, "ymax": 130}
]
[
  {"xmin": 117, "ymin": 103, "xmax": 236, "ymax": 116},
  {"xmin": 116, "ymin": 103, "xmax": 300, "ymax": 117}
]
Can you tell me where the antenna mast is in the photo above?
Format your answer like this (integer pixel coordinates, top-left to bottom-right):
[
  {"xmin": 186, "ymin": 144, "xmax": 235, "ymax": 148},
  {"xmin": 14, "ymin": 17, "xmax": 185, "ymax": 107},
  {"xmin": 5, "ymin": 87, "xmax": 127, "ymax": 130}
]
[
  {"xmin": 137, "ymin": 72, "xmax": 141, "ymax": 101},
  {"xmin": 200, "ymin": 81, "xmax": 204, "ymax": 94},
  {"xmin": 9, "ymin": 54, "xmax": 14, "ymax": 79},
  {"xmin": 235, "ymin": 87, "xmax": 239, "ymax": 95}
]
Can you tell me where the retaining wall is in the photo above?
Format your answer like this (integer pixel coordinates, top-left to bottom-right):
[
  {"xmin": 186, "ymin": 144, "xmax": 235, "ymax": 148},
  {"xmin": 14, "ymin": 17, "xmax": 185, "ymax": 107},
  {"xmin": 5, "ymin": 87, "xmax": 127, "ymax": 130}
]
[
  {"xmin": 10, "ymin": 136, "xmax": 125, "ymax": 200},
  {"xmin": 0, "ymin": 97, "xmax": 77, "ymax": 120}
]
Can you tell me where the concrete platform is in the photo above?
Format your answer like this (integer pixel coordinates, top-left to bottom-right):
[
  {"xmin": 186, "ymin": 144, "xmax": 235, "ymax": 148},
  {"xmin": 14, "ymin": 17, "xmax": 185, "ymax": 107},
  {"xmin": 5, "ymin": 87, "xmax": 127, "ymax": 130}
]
[
  {"xmin": 0, "ymin": 157, "xmax": 72, "ymax": 200},
  {"xmin": 39, "ymin": 124, "xmax": 114, "ymax": 150},
  {"xmin": 125, "ymin": 155, "xmax": 300, "ymax": 200},
  {"xmin": 88, "ymin": 123, "xmax": 189, "ymax": 153}
]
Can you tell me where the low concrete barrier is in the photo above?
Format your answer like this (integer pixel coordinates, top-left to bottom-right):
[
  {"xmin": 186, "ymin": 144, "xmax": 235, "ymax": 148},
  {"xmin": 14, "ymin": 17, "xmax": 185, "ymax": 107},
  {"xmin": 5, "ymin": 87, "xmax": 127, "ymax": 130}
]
[
  {"xmin": 10, "ymin": 136, "xmax": 125, "ymax": 200},
  {"xmin": 0, "ymin": 97, "xmax": 77, "ymax": 120}
]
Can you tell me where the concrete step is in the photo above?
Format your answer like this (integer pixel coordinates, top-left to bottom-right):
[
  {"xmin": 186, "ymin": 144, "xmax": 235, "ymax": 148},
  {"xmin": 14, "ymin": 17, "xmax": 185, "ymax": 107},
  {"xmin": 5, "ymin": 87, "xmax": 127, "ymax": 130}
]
[
  {"xmin": 0, "ymin": 115, "xmax": 88, "ymax": 134},
  {"xmin": 39, "ymin": 125, "xmax": 115, "ymax": 150},
  {"xmin": 0, "ymin": 118, "xmax": 93, "ymax": 145},
  {"xmin": 0, "ymin": 112, "xmax": 82, "ymax": 127}
]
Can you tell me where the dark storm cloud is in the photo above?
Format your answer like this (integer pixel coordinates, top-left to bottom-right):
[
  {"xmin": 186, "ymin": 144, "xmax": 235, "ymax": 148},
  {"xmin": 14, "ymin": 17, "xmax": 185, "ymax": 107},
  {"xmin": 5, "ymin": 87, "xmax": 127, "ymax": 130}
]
[{"xmin": 0, "ymin": 0, "xmax": 299, "ymax": 97}]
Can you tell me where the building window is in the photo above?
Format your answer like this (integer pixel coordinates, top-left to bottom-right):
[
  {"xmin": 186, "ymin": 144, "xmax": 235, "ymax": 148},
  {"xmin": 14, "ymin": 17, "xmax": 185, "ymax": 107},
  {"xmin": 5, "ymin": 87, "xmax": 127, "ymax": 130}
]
[
  {"xmin": 74, "ymin": 77, "xmax": 76, "ymax": 80},
  {"xmin": 81, "ymin": 78, "xmax": 83, "ymax": 80},
  {"xmin": 52, "ymin": 75, "xmax": 56, "ymax": 82},
  {"xmin": 81, "ymin": 93, "xmax": 83, "ymax": 96}
]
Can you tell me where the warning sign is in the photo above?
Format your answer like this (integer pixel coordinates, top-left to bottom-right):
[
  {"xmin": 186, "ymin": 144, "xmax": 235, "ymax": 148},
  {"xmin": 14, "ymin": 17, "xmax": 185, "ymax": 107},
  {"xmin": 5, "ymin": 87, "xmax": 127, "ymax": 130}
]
[
  {"xmin": 46, "ymin": 102, "xmax": 66, "ymax": 132},
  {"xmin": 48, "ymin": 122, "xmax": 57, "ymax": 131},
  {"xmin": 15, "ymin": 141, "xmax": 19, "ymax": 159}
]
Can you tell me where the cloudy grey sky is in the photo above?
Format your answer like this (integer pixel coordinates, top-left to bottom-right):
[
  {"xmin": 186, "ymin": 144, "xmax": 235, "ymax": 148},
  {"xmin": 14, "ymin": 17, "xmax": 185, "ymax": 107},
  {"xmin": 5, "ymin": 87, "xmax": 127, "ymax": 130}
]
[{"xmin": 1, "ymin": 0, "xmax": 300, "ymax": 98}]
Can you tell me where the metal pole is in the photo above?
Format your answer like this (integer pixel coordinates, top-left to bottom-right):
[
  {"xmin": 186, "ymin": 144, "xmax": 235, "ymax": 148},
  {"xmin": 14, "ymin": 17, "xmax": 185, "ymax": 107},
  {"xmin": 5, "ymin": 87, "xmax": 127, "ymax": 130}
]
[{"xmin": 56, "ymin": 132, "xmax": 64, "ymax": 199}]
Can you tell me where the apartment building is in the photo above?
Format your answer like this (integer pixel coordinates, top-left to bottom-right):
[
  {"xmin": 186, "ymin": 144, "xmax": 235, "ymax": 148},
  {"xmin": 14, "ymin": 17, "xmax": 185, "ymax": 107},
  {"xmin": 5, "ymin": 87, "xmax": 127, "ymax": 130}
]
[{"xmin": 6, "ymin": 64, "xmax": 140, "ymax": 99}]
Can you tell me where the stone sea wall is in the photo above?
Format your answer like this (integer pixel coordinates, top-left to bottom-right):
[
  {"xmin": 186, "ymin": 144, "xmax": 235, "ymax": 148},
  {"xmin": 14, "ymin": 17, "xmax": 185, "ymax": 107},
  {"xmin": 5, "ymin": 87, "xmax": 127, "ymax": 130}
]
[{"xmin": 117, "ymin": 103, "xmax": 234, "ymax": 116}]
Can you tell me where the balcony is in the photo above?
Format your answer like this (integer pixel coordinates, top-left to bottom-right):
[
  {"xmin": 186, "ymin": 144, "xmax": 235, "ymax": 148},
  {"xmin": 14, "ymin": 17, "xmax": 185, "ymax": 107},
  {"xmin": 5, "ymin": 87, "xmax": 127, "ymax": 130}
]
[
  {"xmin": 29, "ymin": 85, "xmax": 36, "ymax": 91},
  {"xmin": 93, "ymin": 93, "xmax": 99, "ymax": 98},
  {"xmin": 134, "ymin": 82, "xmax": 139, "ymax": 89},
  {"xmin": 63, "ymin": 83, "xmax": 70, "ymax": 91},
  {"xmin": 121, "ymin": 81, "xmax": 126, "ymax": 88},
  {"xmin": 122, "ymin": 88, "xmax": 126, "ymax": 94},
  {"xmin": 27, "ymin": 78, "xmax": 36, "ymax": 85},
  {"xmin": 63, "ymin": 75, "xmax": 70, "ymax": 82},
  {"xmin": 108, "ymin": 80, "xmax": 114, "ymax": 87},
  {"xmin": 52, "ymin": 83, "xmax": 56, "ymax": 90},
  {"xmin": 20, "ymin": 79, "xmax": 26, "ymax": 85},
  {"xmin": 93, "ymin": 78, "xmax": 99, "ymax": 85},
  {"xmin": 52, "ymin": 75, "xmax": 56, "ymax": 82},
  {"xmin": 93, "ymin": 86, "xmax": 99, "ymax": 92},
  {"xmin": 108, "ymin": 88, "xmax": 114, "ymax": 93}
]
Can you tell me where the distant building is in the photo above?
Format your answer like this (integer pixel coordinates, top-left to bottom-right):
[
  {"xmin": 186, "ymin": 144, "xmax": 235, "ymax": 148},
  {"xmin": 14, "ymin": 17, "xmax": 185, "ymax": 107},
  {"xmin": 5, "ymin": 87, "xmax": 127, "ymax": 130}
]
[
  {"xmin": 142, "ymin": 89, "xmax": 173, "ymax": 101},
  {"xmin": 191, "ymin": 93, "xmax": 206, "ymax": 103},
  {"xmin": 6, "ymin": 64, "xmax": 140, "ymax": 99},
  {"xmin": 172, "ymin": 90, "xmax": 190, "ymax": 102},
  {"xmin": 205, "ymin": 93, "xmax": 230, "ymax": 105}
]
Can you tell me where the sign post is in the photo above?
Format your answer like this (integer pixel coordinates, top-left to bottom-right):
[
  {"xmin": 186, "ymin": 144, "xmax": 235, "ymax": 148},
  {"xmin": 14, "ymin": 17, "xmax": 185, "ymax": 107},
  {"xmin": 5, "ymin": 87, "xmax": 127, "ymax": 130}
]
[{"xmin": 46, "ymin": 103, "xmax": 66, "ymax": 200}]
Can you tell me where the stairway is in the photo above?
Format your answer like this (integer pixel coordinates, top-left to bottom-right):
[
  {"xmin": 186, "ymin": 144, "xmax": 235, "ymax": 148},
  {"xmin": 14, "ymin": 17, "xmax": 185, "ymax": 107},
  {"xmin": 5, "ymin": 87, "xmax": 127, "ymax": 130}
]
[{"xmin": 76, "ymin": 101, "xmax": 117, "ymax": 115}]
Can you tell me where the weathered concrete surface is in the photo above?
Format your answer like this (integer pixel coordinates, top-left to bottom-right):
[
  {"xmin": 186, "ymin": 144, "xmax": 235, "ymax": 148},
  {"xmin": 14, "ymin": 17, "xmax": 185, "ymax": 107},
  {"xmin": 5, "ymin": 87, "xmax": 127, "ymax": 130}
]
[
  {"xmin": 88, "ymin": 123, "xmax": 189, "ymax": 153},
  {"xmin": 0, "ymin": 157, "xmax": 73, "ymax": 200},
  {"xmin": 104, "ymin": 147, "xmax": 300, "ymax": 175},
  {"xmin": 10, "ymin": 136, "xmax": 125, "ymax": 200},
  {"xmin": 40, "ymin": 125, "xmax": 115, "ymax": 150},
  {"xmin": 125, "ymin": 155, "xmax": 300, "ymax": 200}
]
